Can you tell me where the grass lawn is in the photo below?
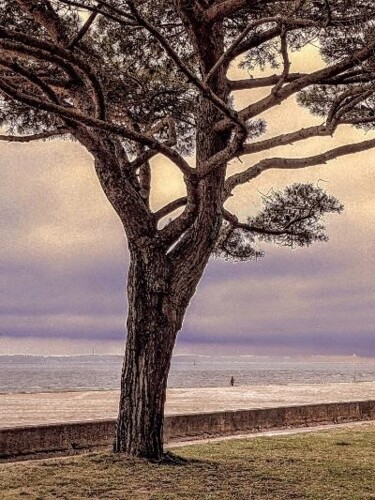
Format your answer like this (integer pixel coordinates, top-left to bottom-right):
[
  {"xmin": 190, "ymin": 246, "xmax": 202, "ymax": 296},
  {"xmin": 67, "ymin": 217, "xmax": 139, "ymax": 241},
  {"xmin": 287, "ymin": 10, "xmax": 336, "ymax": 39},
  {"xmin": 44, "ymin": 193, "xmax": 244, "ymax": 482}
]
[{"xmin": 1, "ymin": 423, "xmax": 374, "ymax": 499}]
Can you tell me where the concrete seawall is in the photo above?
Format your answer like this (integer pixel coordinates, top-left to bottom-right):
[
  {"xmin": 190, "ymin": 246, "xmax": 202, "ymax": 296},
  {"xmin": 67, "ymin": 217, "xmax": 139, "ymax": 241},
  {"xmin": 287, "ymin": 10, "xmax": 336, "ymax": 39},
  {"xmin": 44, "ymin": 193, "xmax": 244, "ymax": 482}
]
[{"xmin": 1, "ymin": 400, "xmax": 374, "ymax": 459}]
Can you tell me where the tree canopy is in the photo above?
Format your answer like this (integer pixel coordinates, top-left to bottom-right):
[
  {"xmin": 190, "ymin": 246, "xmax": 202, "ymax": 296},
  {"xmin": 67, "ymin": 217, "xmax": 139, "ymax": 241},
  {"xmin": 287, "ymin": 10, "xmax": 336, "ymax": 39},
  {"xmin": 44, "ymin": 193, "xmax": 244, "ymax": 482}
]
[{"xmin": 2, "ymin": 0, "xmax": 375, "ymax": 262}]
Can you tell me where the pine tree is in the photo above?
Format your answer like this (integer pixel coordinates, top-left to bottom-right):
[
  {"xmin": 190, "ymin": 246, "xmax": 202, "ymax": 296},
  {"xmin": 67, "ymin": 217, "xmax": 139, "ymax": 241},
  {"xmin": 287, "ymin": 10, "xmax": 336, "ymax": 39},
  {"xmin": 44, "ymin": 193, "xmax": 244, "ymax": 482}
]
[{"xmin": 1, "ymin": 0, "xmax": 375, "ymax": 459}]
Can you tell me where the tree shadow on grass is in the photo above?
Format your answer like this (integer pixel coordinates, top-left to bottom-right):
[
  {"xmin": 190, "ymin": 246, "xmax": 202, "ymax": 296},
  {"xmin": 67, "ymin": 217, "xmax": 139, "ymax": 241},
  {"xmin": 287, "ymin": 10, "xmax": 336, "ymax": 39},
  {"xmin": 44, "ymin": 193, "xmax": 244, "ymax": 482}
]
[
  {"xmin": 158, "ymin": 451, "xmax": 202, "ymax": 466},
  {"xmin": 89, "ymin": 450, "xmax": 209, "ymax": 468}
]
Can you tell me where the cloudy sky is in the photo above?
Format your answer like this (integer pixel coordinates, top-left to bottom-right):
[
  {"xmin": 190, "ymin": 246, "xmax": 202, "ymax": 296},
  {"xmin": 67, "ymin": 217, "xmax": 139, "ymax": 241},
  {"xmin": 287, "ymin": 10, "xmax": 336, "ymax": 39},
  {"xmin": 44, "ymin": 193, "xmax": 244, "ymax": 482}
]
[{"xmin": 1, "ymin": 46, "xmax": 374, "ymax": 357}]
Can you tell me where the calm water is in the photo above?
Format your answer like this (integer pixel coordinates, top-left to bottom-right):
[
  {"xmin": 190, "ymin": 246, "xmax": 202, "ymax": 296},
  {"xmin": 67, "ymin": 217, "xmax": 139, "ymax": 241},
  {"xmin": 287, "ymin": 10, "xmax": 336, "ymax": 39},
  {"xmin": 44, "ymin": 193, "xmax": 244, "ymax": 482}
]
[{"xmin": 1, "ymin": 355, "xmax": 375, "ymax": 394}]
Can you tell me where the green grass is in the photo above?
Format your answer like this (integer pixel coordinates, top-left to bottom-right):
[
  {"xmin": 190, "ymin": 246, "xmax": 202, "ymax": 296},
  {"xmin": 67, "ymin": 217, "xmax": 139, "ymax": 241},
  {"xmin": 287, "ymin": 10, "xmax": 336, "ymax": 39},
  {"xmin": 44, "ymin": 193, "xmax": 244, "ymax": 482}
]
[{"xmin": 1, "ymin": 424, "xmax": 374, "ymax": 499}]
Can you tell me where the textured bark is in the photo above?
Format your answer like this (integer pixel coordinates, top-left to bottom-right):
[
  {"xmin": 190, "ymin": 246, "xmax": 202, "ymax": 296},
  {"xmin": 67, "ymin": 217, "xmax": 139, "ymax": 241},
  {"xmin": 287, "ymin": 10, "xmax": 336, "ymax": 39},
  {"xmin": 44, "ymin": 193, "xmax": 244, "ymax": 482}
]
[{"xmin": 114, "ymin": 246, "xmax": 190, "ymax": 459}]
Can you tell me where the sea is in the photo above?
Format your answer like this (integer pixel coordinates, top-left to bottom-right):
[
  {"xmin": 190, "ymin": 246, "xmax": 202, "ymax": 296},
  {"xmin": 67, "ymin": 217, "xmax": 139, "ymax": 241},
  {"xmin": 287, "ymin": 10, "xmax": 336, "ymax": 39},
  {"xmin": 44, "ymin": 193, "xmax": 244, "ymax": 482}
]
[{"xmin": 1, "ymin": 355, "xmax": 375, "ymax": 394}]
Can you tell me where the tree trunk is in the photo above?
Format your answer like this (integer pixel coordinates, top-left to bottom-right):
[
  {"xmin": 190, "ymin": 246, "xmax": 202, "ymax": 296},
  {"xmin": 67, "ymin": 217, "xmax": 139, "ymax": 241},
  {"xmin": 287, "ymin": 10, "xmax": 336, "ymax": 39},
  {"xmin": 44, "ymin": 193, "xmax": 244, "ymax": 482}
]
[
  {"xmin": 114, "ymin": 247, "xmax": 188, "ymax": 460},
  {"xmin": 114, "ymin": 18, "xmax": 229, "ymax": 460}
]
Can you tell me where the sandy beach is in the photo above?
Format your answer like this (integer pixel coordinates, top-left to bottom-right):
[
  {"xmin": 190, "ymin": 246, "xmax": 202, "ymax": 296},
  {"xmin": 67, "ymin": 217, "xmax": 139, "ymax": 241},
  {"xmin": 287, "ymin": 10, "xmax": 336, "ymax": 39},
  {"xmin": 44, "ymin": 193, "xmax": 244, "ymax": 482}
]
[{"xmin": 1, "ymin": 381, "xmax": 374, "ymax": 429}]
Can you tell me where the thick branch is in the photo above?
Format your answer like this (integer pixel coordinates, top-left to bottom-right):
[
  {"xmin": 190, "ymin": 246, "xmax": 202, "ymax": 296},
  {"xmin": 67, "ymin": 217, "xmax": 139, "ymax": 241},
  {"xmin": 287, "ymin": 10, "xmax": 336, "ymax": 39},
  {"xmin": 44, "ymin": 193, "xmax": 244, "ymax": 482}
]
[
  {"xmin": 230, "ymin": 73, "xmax": 310, "ymax": 90},
  {"xmin": 218, "ymin": 39, "xmax": 375, "ymax": 130},
  {"xmin": 0, "ymin": 76, "xmax": 195, "ymax": 177},
  {"xmin": 204, "ymin": 0, "xmax": 264, "ymax": 22},
  {"xmin": 206, "ymin": 0, "xmax": 375, "ymax": 25},
  {"xmin": 241, "ymin": 124, "xmax": 333, "ymax": 156},
  {"xmin": 225, "ymin": 136, "xmax": 375, "ymax": 194},
  {"xmin": 0, "ymin": 29, "xmax": 106, "ymax": 119},
  {"xmin": 154, "ymin": 197, "xmax": 187, "ymax": 220},
  {"xmin": 211, "ymin": 90, "xmax": 375, "ymax": 174},
  {"xmin": 158, "ymin": 177, "xmax": 199, "ymax": 249},
  {"xmin": 15, "ymin": 0, "xmax": 70, "ymax": 45},
  {"xmin": 0, "ymin": 58, "xmax": 60, "ymax": 104},
  {"xmin": 127, "ymin": 150, "xmax": 158, "ymax": 172},
  {"xmin": 0, "ymin": 36, "xmax": 79, "ymax": 83},
  {"xmin": 199, "ymin": 125, "xmax": 248, "ymax": 177},
  {"xmin": 204, "ymin": 16, "xmax": 282, "ymax": 84},
  {"xmin": 229, "ymin": 70, "xmax": 375, "ymax": 90},
  {"xmin": 202, "ymin": 121, "xmax": 353, "ymax": 178}
]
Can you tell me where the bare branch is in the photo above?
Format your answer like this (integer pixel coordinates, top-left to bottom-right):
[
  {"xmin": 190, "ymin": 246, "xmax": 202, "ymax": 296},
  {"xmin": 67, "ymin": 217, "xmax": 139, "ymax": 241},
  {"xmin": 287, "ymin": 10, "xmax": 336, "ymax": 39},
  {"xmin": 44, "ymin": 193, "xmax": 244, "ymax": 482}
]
[
  {"xmin": 0, "ymin": 127, "xmax": 69, "ymax": 142},
  {"xmin": 271, "ymin": 28, "xmax": 291, "ymax": 96},
  {"xmin": 55, "ymin": 0, "xmax": 136, "ymax": 25},
  {"xmin": 68, "ymin": 10, "xmax": 98, "ymax": 49},
  {"xmin": 218, "ymin": 91, "xmax": 375, "ymax": 167}
]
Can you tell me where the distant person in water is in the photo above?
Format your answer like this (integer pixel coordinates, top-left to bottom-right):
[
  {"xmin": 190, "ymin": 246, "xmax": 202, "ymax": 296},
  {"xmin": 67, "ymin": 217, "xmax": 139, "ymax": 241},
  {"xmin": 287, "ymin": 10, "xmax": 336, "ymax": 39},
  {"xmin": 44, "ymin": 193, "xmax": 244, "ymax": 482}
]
[{"xmin": 230, "ymin": 376, "xmax": 235, "ymax": 387}]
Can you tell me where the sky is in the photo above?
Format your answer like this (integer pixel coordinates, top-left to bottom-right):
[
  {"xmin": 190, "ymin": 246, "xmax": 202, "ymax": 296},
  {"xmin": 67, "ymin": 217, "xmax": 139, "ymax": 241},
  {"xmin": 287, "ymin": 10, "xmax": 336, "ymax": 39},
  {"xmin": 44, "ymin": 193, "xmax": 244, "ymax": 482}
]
[{"xmin": 1, "ymin": 46, "xmax": 375, "ymax": 357}]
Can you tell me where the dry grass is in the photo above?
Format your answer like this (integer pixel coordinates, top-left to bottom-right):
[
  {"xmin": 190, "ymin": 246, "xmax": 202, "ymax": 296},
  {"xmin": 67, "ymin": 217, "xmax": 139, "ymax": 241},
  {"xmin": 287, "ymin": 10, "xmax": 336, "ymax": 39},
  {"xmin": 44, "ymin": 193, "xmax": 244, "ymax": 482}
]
[{"xmin": 1, "ymin": 423, "xmax": 374, "ymax": 499}]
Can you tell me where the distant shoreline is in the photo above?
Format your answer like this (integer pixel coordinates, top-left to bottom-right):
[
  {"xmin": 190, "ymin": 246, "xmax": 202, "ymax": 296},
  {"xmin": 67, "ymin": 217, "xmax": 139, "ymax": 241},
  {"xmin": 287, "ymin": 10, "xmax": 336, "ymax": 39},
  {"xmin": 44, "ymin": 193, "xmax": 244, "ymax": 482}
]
[
  {"xmin": 1, "ymin": 378, "xmax": 373, "ymax": 397},
  {"xmin": 1, "ymin": 354, "xmax": 375, "ymax": 359}
]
